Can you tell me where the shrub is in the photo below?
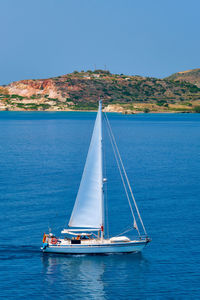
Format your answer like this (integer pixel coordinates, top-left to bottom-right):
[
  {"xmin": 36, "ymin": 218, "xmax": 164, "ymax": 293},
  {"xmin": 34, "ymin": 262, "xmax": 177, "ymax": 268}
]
[
  {"xmin": 94, "ymin": 69, "xmax": 110, "ymax": 75},
  {"xmin": 189, "ymin": 86, "xmax": 200, "ymax": 93},
  {"xmin": 193, "ymin": 106, "xmax": 200, "ymax": 113},
  {"xmin": 10, "ymin": 94, "xmax": 24, "ymax": 100},
  {"xmin": 157, "ymin": 100, "xmax": 167, "ymax": 106}
]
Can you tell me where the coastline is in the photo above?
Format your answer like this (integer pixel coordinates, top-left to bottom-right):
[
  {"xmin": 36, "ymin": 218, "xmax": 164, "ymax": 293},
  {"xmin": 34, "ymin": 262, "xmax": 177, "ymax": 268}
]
[
  {"xmin": 1, "ymin": 95, "xmax": 200, "ymax": 114},
  {"xmin": 0, "ymin": 108, "xmax": 198, "ymax": 114}
]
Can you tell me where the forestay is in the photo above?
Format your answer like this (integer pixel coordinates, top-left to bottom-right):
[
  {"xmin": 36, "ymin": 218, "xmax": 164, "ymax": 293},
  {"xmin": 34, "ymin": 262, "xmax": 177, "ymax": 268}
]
[{"xmin": 68, "ymin": 101, "xmax": 103, "ymax": 228}]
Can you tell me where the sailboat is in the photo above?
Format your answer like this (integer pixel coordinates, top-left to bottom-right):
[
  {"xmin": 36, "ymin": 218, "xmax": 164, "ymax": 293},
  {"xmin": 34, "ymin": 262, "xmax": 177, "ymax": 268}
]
[{"xmin": 41, "ymin": 101, "xmax": 150, "ymax": 254}]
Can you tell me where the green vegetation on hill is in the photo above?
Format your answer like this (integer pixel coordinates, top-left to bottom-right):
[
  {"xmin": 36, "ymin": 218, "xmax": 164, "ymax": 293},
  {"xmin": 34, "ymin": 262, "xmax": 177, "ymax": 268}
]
[{"xmin": 53, "ymin": 70, "xmax": 200, "ymax": 105}]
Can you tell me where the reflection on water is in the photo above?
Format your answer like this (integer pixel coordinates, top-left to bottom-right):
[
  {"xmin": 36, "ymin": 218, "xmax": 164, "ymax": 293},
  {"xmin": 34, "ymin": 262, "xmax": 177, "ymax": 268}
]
[{"xmin": 41, "ymin": 253, "xmax": 148, "ymax": 299}]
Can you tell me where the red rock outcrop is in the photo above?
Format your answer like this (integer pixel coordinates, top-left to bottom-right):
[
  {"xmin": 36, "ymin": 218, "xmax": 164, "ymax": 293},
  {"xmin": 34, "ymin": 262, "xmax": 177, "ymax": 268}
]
[{"xmin": 7, "ymin": 78, "xmax": 68, "ymax": 100}]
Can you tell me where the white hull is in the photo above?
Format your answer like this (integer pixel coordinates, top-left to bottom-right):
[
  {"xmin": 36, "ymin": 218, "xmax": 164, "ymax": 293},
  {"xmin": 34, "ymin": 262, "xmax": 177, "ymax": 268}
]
[{"xmin": 42, "ymin": 240, "xmax": 148, "ymax": 254}]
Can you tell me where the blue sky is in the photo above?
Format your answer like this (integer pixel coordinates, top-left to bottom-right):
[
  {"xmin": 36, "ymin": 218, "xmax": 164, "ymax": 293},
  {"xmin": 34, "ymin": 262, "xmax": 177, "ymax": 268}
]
[{"xmin": 0, "ymin": 0, "xmax": 200, "ymax": 84}]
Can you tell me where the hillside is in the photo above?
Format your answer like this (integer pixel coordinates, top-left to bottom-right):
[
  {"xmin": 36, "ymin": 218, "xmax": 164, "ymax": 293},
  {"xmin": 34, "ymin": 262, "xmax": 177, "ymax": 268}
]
[
  {"xmin": 166, "ymin": 68, "xmax": 200, "ymax": 87},
  {"xmin": 0, "ymin": 69, "xmax": 200, "ymax": 113}
]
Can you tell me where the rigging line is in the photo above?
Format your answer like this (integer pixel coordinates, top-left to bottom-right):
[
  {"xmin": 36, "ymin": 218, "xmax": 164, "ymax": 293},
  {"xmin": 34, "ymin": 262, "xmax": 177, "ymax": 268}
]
[
  {"xmin": 104, "ymin": 114, "xmax": 139, "ymax": 235},
  {"xmin": 115, "ymin": 226, "xmax": 134, "ymax": 237},
  {"xmin": 104, "ymin": 113, "xmax": 141, "ymax": 237},
  {"xmin": 104, "ymin": 180, "xmax": 109, "ymax": 238},
  {"xmin": 104, "ymin": 112, "xmax": 147, "ymax": 236},
  {"xmin": 102, "ymin": 115, "xmax": 109, "ymax": 238}
]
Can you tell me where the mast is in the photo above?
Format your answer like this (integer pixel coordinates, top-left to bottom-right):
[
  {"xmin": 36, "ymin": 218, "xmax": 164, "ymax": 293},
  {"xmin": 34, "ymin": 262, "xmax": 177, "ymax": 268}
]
[{"xmin": 99, "ymin": 100, "xmax": 104, "ymax": 241}]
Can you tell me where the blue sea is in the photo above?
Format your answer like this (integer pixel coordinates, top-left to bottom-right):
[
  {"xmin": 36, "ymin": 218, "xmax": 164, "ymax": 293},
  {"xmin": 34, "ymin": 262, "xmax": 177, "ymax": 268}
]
[{"xmin": 0, "ymin": 112, "xmax": 200, "ymax": 299}]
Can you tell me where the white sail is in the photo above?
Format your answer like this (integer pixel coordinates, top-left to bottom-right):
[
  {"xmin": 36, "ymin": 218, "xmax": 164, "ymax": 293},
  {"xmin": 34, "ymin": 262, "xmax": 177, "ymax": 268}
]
[{"xmin": 68, "ymin": 101, "xmax": 103, "ymax": 228}]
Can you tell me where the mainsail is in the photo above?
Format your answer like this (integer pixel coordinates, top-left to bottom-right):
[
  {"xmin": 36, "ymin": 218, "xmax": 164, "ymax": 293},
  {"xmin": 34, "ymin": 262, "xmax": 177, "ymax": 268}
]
[{"xmin": 68, "ymin": 101, "xmax": 103, "ymax": 228}]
